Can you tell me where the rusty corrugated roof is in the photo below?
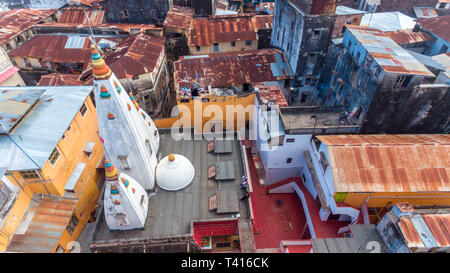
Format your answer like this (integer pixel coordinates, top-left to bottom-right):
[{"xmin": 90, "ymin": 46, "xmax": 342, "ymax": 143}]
[
  {"xmin": 174, "ymin": 49, "xmax": 293, "ymax": 90},
  {"xmin": 6, "ymin": 195, "xmax": 77, "ymax": 253},
  {"xmin": 58, "ymin": 9, "xmax": 105, "ymax": 24},
  {"xmin": 417, "ymin": 15, "xmax": 450, "ymax": 42},
  {"xmin": 8, "ymin": 34, "xmax": 120, "ymax": 65},
  {"xmin": 163, "ymin": 5, "xmax": 194, "ymax": 30},
  {"xmin": 38, "ymin": 73, "xmax": 84, "ymax": 86},
  {"xmin": 0, "ymin": 9, "xmax": 57, "ymax": 46},
  {"xmin": 254, "ymin": 84, "xmax": 288, "ymax": 107},
  {"xmin": 189, "ymin": 15, "xmax": 257, "ymax": 46},
  {"xmin": 317, "ymin": 134, "xmax": 450, "ymax": 193},
  {"xmin": 384, "ymin": 30, "xmax": 432, "ymax": 45},
  {"xmin": 252, "ymin": 15, "xmax": 273, "ymax": 30}
]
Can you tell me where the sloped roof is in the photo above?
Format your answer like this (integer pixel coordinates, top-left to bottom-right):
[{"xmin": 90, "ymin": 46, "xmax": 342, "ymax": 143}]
[
  {"xmin": 58, "ymin": 8, "xmax": 105, "ymax": 24},
  {"xmin": 103, "ymin": 33, "xmax": 165, "ymax": 79},
  {"xmin": 174, "ymin": 49, "xmax": 293, "ymax": 90},
  {"xmin": 0, "ymin": 9, "xmax": 57, "ymax": 46},
  {"xmin": 163, "ymin": 5, "xmax": 194, "ymax": 30},
  {"xmin": 360, "ymin": 12, "xmax": 416, "ymax": 32},
  {"xmin": 189, "ymin": 15, "xmax": 257, "ymax": 46},
  {"xmin": 0, "ymin": 86, "xmax": 93, "ymax": 171},
  {"xmin": 417, "ymin": 15, "xmax": 450, "ymax": 42},
  {"xmin": 317, "ymin": 134, "xmax": 450, "ymax": 193},
  {"xmin": 252, "ymin": 15, "xmax": 273, "ymax": 30},
  {"xmin": 384, "ymin": 30, "xmax": 432, "ymax": 45}
]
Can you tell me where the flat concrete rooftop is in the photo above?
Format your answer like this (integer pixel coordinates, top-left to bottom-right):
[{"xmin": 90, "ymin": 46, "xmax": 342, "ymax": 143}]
[
  {"xmin": 90, "ymin": 130, "xmax": 248, "ymax": 246},
  {"xmin": 280, "ymin": 106, "xmax": 348, "ymax": 130}
]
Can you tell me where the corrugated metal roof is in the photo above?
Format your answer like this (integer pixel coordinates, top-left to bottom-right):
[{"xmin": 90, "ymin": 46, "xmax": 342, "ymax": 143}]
[
  {"xmin": 6, "ymin": 194, "xmax": 77, "ymax": 253},
  {"xmin": 413, "ymin": 7, "xmax": 438, "ymax": 19},
  {"xmin": 189, "ymin": 15, "xmax": 257, "ymax": 46},
  {"xmin": 417, "ymin": 15, "xmax": 450, "ymax": 42},
  {"xmin": 252, "ymin": 15, "xmax": 273, "ymax": 30},
  {"xmin": 317, "ymin": 134, "xmax": 450, "ymax": 193},
  {"xmin": 360, "ymin": 12, "xmax": 416, "ymax": 31},
  {"xmin": 174, "ymin": 49, "xmax": 293, "ymax": 90},
  {"xmin": 0, "ymin": 9, "xmax": 56, "ymax": 46},
  {"xmin": 0, "ymin": 89, "xmax": 44, "ymax": 134},
  {"xmin": 163, "ymin": 5, "xmax": 194, "ymax": 30},
  {"xmin": 38, "ymin": 73, "xmax": 84, "ymax": 86},
  {"xmin": 0, "ymin": 86, "xmax": 93, "ymax": 171},
  {"xmin": 58, "ymin": 9, "xmax": 104, "ymax": 24},
  {"xmin": 384, "ymin": 30, "xmax": 432, "ymax": 45},
  {"xmin": 346, "ymin": 25, "xmax": 435, "ymax": 76}
]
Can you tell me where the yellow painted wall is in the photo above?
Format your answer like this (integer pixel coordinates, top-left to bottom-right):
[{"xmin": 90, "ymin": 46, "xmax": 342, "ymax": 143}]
[
  {"xmin": 2, "ymin": 95, "xmax": 103, "ymax": 252},
  {"xmin": 154, "ymin": 94, "xmax": 256, "ymax": 132},
  {"xmin": 340, "ymin": 191, "xmax": 450, "ymax": 209},
  {"xmin": 189, "ymin": 40, "xmax": 258, "ymax": 55}
]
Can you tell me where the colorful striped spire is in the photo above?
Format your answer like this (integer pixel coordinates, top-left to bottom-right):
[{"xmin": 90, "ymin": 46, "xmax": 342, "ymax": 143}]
[
  {"xmin": 114, "ymin": 80, "xmax": 121, "ymax": 94},
  {"xmin": 91, "ymin": 44, "xmax": 111, "ymax": 80},
  {"xmin": 99, "ymin": 85, "xmax": 111, "ymax": 99},
  {"xmin": 105, "ymin": 160, "xmax": 119, "ymax": 180},
  {"xmin": 121, "ymin": 177, "xmax": 129, "ymax": 187},
  {"xmin": 128, "ymin": 92, "xmax": 140, "ymax": 111}
]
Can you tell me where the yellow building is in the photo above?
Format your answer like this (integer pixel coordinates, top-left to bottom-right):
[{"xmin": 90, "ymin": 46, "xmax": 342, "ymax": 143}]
[{"xmin": 0, "ymin": 86, "xmax": 103, "ymax": 252}]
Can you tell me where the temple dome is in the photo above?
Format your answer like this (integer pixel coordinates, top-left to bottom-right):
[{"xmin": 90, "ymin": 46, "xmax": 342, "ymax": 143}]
[{"xmin": 156, "ymin": 154, "xmax": 195, "ymax": 191}]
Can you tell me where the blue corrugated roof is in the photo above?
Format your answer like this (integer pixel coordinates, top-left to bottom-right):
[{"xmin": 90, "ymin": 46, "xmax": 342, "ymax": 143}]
[{"xmin": 0, "ymin": 86, "xmax": 93, "ymax": 171}]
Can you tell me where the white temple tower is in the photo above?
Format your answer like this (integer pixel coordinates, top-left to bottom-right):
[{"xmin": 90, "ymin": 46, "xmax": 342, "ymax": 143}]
[
  {"xmin": 103, "ymin": 159, "xmax": 148, "ymax": 230},
  {"xmin": 91, "ymin": 44, "xmax": 159, "ymax": 190}
]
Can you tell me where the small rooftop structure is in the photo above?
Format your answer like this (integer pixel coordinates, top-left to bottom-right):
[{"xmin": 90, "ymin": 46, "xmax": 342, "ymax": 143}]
[
  {"xmin": 377, "ymin": 203, "xmax": 450, "ymax": 253},
  {"xmin": 335, "ymin": 6, "xmax": 367, "ymax": 15},
  {"xmin": 163, "ymin": 5, "xmax": 194, "ymax": 31},
  {"xmin": 0, "ymin": 85, "xmax": 93, "ymax": 171},
  {"xmin": 417, "ymin": 14, "xmax": 450, "ymax": 42},
  {"xmin": 251, "ymin": 15, "xmax": 273, "ymax": 30},
  {"xmin": 346, "ymin": 25, "xmax": 434, "ymax": 76},
  {"xmin": 0, "ymin": 9, "xmax": 56, "ymax": 46},
  {"xmin": 38, "ymin": 73, "xmax": 84, "ymax": 86},
  {"xmin": 360, "ymin": 12, "xmax": 416, "ymax": 31},
  {"xmin": 256, "ymin": 1, "xmax": 275, "ymax": 14},
  {"xmin": 316, "ymin": 134, "xmax": 450, "ymax": 193},
  {"xmin": 189, "ymin": 15, "xmax": 257, "ymax": 47},
  {"xmin": 174, "ymin": 49, "xmax": 292, "ymax": 92},
  {"xmin": 413, "ymin": 7, "xmax": 438, "ymax": 19},
  {"xmin": 254, "ymin": 84, "xmax": 288, "ymax": 107}
]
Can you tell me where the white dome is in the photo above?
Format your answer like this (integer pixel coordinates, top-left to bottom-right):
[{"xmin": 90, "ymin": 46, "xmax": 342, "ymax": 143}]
[{"xmin": 156, "ymin": 154, "xmax": 195, "ymax": 191}]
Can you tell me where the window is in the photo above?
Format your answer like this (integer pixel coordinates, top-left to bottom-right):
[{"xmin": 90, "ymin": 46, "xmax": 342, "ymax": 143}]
[
  {"xmin": 23, "ymin": 57, "xmax": 32, "ymax": 67},
  {"xmin": 0, "ymin": 181, "xmax": 12, "ymax": 213},
  {"xmin": 291, "ymin": 21, "xmax": 294, "ymax": 30},
  {"xmin": 132, "ymin": 75, "xmax": 139, "ymax": 80},
  {"xmin": 355, "ymin": 51, "xmax": 361, "ymax": 61},
  {"xmin": 216, "ymin": 242, "xmax": 231, "ymax": 248},
  {"xmin": 118, "ymin": 155, "xmax": 131, "ymax": 170},
  {"xmin": 439, "ymin": 44, "xmax": 448, "ymax": 54},
  {"xmin": 308, "ymin": 53, "xmax": 317, "ymax": 64},
  {"xmin": 312, "ymin": 29, "xmax": 321, "ymax": 39},
  {"xmin": 300, "ymin": 93, "xmax": 308, "ymax": 103},
  {"xmin": 245, "ymin": 40, "xmax": 252, "ymax": 46},
  {"xmin": 286, "ymin": 158, "xmax": 292, "ymax": 164},
  {"xmin": 80, "ymin": 103, "xmax": 88, "ymax": 117},
  {"xmin": 213, "ymin": 43, "xmax": 219, "ymax": 52},
  {"xmin": 67, "ymin": 126, "xmax": 71, "ymax": 132},
  {"xmin": 66, "ymin": 215, "xmax": 79, "ymax": 236},
  {"xmin": 19, "ymin": 170, "xmax": 39, "ymax": 179},
  {"xmin": 286, "ymin": 138, "xmax": 295, "ymax": 143},
  {"xmin": 319, "ymin": 152, "xmax": 328, "ymax": 172},
  {"xmin": 122, "ymin": 9, "xmax": 129, "ymax": 17},
  {"xmin": 439, "ymin": 3, "xmax": 446, "ymax": 8},
  {"xmin": 394, "ymin": 75, "xmax": 412, "ymax": 88},
  {"xmin": 231, "ymin": 41, "xmax": 235, "ymax": 47},
  {"xmin": 48, "ymin": 148, "xmax": 60, "ymax": 166},
  {"xmin": 196, "ymin": 46, "xmax": 200, "ymax": 52}
]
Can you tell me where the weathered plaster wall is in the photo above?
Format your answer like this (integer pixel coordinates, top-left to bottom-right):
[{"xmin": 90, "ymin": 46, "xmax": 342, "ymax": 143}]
[{"xmin": 102, "ymin": 0, "xmax": 169, "ymax": 24}]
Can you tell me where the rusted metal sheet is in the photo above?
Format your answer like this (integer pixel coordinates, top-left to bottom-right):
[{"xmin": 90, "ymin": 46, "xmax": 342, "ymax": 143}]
[
  {"xmin": 385, "ymin": 30, "xmax": 432, "ymax": 45},
  {"xmin": 0, "ymin": 9, "xmax": 57, "ymax": 46},
  {"xmin": 189, "ymin": 15, "xmax": 257, "ymax": 47},
  {"xmin": 252, "ymin": 15, "xmax": 273, "ymax": 30},
  {"xmin": 254, "ymin": 84, "xmax": 288, "ymax": 107},
  {"xmin": 310, "ymin": 0, "xmax": 337, "ymax": 15},
  {"xmin": 421, "ymin": 214, "xmax": 450, "ymax": 247},
  {"xmin": 38, "ymin": 73, "xmax": 84, "ymax": 86},
  {"xmin": 58, "ymin": 9, "xmax": 105, "ymax": 24},
  {"xmin": 417, "ymin": 15, "xmax": 450, "ymax": 42},
  {"xmin": 104, "ymin": 33, "xmax": 165, "ymax": 79},
  {"xmin": 163, "ymin": 5, "xmax": 194, "ymax": 31},
  {"xmin": 174, "ymin": 49, "xmax": 292, "ymax": 90},
  {"xmin": 317, "ymin": 134, "xmax": 450, "ymax": 193},
  {"xmin": 6, "ymin": 195, "xmax": 77, "ymax": 253}
]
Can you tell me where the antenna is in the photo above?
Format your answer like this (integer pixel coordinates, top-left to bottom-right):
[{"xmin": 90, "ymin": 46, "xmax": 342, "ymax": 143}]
[{"xmin": 84, "ymin": 9, "xmax": 103, "ymax": 54}]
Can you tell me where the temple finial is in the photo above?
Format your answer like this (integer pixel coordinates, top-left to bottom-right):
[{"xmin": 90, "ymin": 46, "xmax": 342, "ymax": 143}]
[{"xmin": 91, "ymin": 44, "xmax": 112, "ymax": 80}]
